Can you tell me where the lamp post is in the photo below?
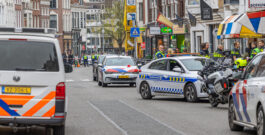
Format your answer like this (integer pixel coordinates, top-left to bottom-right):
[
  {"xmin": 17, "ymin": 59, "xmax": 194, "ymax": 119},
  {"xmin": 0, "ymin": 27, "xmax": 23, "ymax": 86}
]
[{"xmin": 102, "ymin": 29, "xmax": 104, "ymax": 54}]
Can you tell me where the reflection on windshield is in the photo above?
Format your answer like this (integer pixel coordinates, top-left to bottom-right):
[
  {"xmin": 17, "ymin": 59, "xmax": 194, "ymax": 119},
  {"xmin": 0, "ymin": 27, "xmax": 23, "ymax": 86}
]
[
  {"xmin": 181, "ymin": 59, "xmax": 208, "ymax": 71},
  {"xmin": 106, "ymin": 58, "xmax": 135, "ymax": 66}
]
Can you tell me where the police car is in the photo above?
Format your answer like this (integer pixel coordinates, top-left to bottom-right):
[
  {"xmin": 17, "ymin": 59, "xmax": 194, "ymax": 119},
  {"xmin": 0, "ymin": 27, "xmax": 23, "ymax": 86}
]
[
  {"xmin": 136, "ymin": 56, "xmax": 210, "ymax": 102},
  {"xmin": 0, "ymin": 28, "xmax": 72, "ymax": 135},
  {"xmin": 228, "ymin": 52, "xmax": 265, "ymax": 135},
  {"xmin": 97, "ymin": 56, "xmax": 140, "ymax": 87}
]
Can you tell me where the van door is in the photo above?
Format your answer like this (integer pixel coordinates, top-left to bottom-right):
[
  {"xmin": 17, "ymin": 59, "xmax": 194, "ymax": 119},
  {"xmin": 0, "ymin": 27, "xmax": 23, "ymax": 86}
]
[{"xmin": 0, "ymin": 40, "xmax": 63, "ymax": 118}]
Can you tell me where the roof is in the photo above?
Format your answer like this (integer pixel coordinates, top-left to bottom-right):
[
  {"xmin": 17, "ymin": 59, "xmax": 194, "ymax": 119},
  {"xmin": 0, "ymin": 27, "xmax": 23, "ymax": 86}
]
[
  {"xmin": 105, "ymin": 55, "xmax": 132, "ymax": 59},
  {"xmin": 171, "ymin": 56, "xmax": 207, "ymax": 60}
]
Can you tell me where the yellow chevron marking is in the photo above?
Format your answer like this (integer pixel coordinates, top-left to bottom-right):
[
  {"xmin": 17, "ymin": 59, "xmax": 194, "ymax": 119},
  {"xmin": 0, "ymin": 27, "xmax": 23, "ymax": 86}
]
[
  {"xmin": 169, "ymin": 77, "xmax": 172, "ymax": 81},
  {"xmin": 143, "ymin": 75, "xmax": 145, "ymax": 79},
  {"xmin": 173, "ymin": 77, "xmax": 175, "ymax": 81},
  {"xmin": 182, "ymin": 78, "xmax": 185, "ymax": 82},
  {"xmin": 176, "ymin": 78, "xmax": 178, "ymax": 82}
]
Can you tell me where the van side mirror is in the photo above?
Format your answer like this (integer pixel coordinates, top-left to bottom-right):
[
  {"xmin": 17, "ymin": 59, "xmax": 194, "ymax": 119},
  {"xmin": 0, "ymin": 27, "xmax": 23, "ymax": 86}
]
[{"xmin": 64, "ymin": 63, "xmax": 73, "ymax": 73}]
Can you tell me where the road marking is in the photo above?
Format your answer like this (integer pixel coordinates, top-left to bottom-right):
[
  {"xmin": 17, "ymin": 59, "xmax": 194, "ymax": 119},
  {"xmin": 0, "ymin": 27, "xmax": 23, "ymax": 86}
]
[
  {"xmin": 88, "ymin": 101, "xmax": 128, "ymax": 135},
  {"xmin": 66, "ymin": 79, "xmax": 74, "ymax": 82},
  {"xmin": 118, "ymin": 100, "xmax": 185, "ymax": 135},
  {"xmin": 81, "ymin": 79, "xmax": 91, "ymax": 82}
]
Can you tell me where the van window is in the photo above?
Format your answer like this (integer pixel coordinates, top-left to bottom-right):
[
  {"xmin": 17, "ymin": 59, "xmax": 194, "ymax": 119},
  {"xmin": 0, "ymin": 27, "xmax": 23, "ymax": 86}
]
[{"xmin": 0, "ymin": 40, "xmax": 59, "ymax": 72}]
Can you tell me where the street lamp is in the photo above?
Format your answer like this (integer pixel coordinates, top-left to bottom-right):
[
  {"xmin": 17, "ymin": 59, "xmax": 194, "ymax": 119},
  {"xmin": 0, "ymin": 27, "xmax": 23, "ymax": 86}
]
[{"xmin": 102, "ymin": 29, "xmax": 104, "ymax": 54}]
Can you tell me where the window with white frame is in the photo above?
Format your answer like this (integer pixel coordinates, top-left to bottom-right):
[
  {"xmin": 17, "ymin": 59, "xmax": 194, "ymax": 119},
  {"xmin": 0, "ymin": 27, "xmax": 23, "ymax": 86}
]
[
  {"xmin": 50, "ymin": 0, "xmax": 57, "ymax": 8},
  {"xmin": 139, "ymin": 3, "xmax": 143, "ymax": 21},
  {"xmin": 50, "ymin": 15, "xmax": 57, "ymax": 29},
  {"xmin": 171, "ymin": 4, "xmax": 174, "ymax": 19}
]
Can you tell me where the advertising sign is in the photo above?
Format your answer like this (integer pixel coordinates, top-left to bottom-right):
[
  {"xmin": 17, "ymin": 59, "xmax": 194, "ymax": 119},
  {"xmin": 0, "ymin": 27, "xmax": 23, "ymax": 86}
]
[
  {"xmin": 161, "ymin": 27, "xmax": 172, "ymax": 34},
  {"xmin": 248, "ymin": 0, "xmax": 265, "ymax": 11},
  {"xmin": 150, "ymin": 27, "xmax": 161, "ymax": 35},
  {"xmin": 200, "ymin": 0, "xmax": 213, "ymax": 20},
  {"xmin": 173, "ymin": 25, "xmax": 185, "ymax": 34}
]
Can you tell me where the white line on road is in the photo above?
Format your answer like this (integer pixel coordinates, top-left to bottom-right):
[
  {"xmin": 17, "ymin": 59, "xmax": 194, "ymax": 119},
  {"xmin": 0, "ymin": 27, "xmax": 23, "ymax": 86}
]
[
  {"xmin": 118, "ymin": 100, "xmax": 185, "ymax": 135},
  {"xmin": 66, "ymin": 79, "xmax": 74, "ymax": 82},
  {"xmin": 81, "ymin": 79, "xmax": 91, "ymax": 82},
  {"xmin": 87, "ymin": 101, "xmax": 128, "ymax": 135}
]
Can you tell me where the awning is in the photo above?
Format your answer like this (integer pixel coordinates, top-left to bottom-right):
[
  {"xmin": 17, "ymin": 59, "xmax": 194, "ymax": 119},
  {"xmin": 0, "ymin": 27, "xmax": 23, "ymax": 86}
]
[{"xmin": 217, "ymin": 10, "xmax": 265, "ymax": 39}]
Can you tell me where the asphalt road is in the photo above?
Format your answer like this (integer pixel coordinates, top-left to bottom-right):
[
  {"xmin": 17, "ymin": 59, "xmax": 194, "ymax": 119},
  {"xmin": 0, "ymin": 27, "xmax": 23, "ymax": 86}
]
[{"xmin": 0, "ymin": 66, "xmax": 257, "ymax": 135}]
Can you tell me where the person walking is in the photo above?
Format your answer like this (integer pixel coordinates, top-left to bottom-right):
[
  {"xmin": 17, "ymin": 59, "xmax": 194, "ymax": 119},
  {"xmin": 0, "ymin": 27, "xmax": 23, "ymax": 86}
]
[
  {"xmin": 199, "ymin": 42, "xmax": 210, "ymax": 58},
  {"xmin": 62, "ymin": 52, "xmax": 67, "ymax": 64},
  {"xmin": 155, "ymin": 45, "xmax": 166, "ymax": 59}
]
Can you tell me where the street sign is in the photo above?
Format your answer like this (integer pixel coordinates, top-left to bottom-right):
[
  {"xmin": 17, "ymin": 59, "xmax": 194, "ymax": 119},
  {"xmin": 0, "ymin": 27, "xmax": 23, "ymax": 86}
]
[
  {"xmin": 127, "ymin": 0, "xmax": 136, "ymax": 5},
  {"xmin": 130, "ymin": 27, "xmax": 140, "ymax": 37},
  {"xmin": 127, "ymin": 13, "xmax": 136, "ymax": 21}
]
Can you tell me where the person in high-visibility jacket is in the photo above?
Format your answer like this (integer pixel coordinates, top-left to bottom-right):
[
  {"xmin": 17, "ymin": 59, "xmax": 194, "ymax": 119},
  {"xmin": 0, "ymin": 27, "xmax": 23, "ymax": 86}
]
[
  {"xmin": 231, "ymin": 41, "xmax": 241, "ymax": 62},
  {"xmin": 235, "ymin": 54, "xmax": 248, "ymax": 69},
  {"xmin": 259, "ymin": 40, "xmax": 264, "ymax": 52},
  {"xmin": 199, "ymin": 42, "xmax": 210, "ymax": 58},
  {"xmin": 155, "ymin": 45, "xmax": 166, "ymax": 59},
  {"xmin": 83, "ymin": 55, "xmax": 88, "ymax": 67},
  {"xmin": 251, "ymin": 40, "xmax": 264, "ymax": 58},
  {"xmin": 213, "ymin": 45, "xmax": 224, "ymax": 61}
]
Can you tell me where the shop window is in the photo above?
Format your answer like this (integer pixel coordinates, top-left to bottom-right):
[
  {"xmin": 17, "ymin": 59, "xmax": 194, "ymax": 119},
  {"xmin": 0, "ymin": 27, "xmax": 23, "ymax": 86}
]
[{"xmin": 188, "ymin": 0, "xmax": 199, "ymax": 5}]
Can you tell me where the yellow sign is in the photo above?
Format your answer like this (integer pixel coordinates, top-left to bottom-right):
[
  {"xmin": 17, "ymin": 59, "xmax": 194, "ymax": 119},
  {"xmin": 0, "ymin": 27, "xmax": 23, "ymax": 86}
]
[
  {"xmin": 127, "ymin": 6, "xmax": 136, "ymax": 13},
  {"xmin": 173, "ymin": 25, "xmax": 185, "ymax": 34},
  {"xmin": 157, "ymin": 14, "xmax": 174, "ymax": 28}
]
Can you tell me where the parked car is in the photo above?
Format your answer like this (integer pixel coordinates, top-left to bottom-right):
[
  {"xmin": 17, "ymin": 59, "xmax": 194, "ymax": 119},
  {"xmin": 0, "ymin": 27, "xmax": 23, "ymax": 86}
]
[
  {"xmin": 0, "ymin": 27, "xmax": 72, "ymax": 135},
  {"xmin": 97, "ymin": 56, "xmax": 140, "ymax": 87},
  {"xmin": 136, "ymin": 56, "xmax": 211, "ymax": 102},
  {"xmin": 228, "ymin": 52, "xmax": 265, "ymax": 135}
]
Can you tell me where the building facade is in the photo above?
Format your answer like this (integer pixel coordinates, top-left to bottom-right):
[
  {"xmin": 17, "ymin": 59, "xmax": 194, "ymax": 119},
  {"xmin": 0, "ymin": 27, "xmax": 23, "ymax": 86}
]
[{"xmin": 0, "ymin": 0, "xmax": 16, "ymax": 27}]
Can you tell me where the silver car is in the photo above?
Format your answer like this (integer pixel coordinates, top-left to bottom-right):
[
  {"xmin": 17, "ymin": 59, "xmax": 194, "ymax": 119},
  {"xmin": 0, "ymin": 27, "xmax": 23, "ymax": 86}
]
[
  {"xmin": 98, "ymin": 56, "xmax": 140, "ymax": 87},
  {"xmin": 136, "ymin": 56, "xmax": 210, "ymax": 102}
]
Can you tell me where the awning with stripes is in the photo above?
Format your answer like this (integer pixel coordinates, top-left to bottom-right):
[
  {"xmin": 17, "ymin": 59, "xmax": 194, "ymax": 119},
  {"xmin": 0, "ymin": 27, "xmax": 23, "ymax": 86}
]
[{"xmin": 217, "ymin": 10, "xmax": 265, "ymax": 39}]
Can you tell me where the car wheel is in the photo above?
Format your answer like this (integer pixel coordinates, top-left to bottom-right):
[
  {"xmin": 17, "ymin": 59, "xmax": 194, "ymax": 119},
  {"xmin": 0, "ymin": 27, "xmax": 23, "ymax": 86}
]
[
  {"xmin": 102, "ymin": 83, "xmax": 108, "ymax": 87},
  {"xmin": 228, "ymin": 98, "xmax": 244, "ymax": 131},
  {"xmin": 140, "ymin": 82, "xmax": 152, "ymax": 99},
  {"xmin": 53, "ymin": 125, "xmax": 65, "ymax": 135},
  {"xmin": 257, "ymin": 106, "xmax": 265, "ymax": 135},
  {"xmin": 184, "ymin": 83, "xmax": 198, "ymax": 102},
  {"xmin": 98, "ymin": 81, "xmax": 102, "ymax": 86}
]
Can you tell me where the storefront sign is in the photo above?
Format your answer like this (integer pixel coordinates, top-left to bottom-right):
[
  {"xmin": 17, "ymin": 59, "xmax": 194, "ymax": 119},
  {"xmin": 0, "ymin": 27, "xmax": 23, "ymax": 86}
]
[
  {"xmin": 140, "ymin": 27, "xmax": 146, "ymax": 31},
  {"xmin": 200, "ymin": 0, "xmax": 213, "ymax": 20},
  {"xmin": 161, "ymin": 27, "xmax": 172, "ymax": 34},
  {"xmin": 173, "ymin": 25, "xmax": 185, "ymax": 34},
  {"xmin": 141, "ymin": 42, "xmax": 146, "ymax": 50},
  {"xmin": 156, "ymin": 14, "xmax": 174, "ymax": 28},
  {"xmin": 248, "ymin": 0, "xmax": 265, "ymax": 11},
  {"xmin": 127, "ymin": 13, "xmax": 136, "ymax": 20},
  {"xmin": 150, "ymin": 27, "xmax": 161, "ymax": 35},
  {"xmin": 127, "ymin": 0, "xmax": 135, "ymax": 5}
]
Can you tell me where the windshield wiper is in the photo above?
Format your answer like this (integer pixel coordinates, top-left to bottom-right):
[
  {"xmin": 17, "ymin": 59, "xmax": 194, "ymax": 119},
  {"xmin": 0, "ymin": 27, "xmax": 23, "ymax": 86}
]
[{"xmin": 15, "ymin": 68, "xmax": 46, "ymax": 71}]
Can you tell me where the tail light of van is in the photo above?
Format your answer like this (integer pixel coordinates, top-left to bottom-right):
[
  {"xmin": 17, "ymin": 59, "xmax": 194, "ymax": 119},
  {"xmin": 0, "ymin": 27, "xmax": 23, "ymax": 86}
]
[
  {"xmin": 55, "ymin": 82, "xmax": 66, "ymax": 117},
  {"xmin": 56, "ymin": 82, "xmax": 65, "ymax": 99}
]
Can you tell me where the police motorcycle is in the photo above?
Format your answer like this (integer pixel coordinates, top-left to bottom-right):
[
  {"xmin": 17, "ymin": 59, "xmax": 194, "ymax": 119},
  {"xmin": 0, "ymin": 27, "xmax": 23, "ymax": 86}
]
[{"xmin": 198, "ymin": 51, "xmax": 242, "ymax": 107}]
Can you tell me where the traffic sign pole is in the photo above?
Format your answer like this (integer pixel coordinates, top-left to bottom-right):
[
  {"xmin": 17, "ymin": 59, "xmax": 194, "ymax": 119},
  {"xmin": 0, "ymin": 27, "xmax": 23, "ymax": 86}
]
[{"xmin": 133, "ymin": 21, "xmax": 137, "ymax": 59}]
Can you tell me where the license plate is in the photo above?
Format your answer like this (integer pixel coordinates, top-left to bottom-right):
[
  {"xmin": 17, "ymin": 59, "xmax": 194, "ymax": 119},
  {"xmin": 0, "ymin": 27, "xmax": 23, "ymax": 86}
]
[
  {"xmin": 118, "ymin": 75, "xmax": 129, "ymax": 78},
  {"xmin": 2, "ymin": 86, "xmax": 31, "ymax": 94},
  {"xmin": 214, "ymin": 82, "xmax": 223, "ymax": 93}
]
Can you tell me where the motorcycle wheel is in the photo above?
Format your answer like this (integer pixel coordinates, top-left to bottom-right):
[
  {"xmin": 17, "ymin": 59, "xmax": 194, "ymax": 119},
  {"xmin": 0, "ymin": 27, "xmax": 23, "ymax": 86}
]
[{"xmin": 209, "ymin": 95, "xmax": 219, "ymax": 107}]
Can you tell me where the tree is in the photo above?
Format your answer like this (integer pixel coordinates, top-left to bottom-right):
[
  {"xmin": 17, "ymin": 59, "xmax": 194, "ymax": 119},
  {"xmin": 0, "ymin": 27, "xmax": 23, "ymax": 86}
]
[{"xmin": 100, "ymin": 0, "xmax": 126, "ymax": 54}]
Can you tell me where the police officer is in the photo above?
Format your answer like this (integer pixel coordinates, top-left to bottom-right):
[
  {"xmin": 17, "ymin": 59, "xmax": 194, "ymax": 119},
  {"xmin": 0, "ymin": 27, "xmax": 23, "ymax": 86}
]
[
  {"xmin": 231, "ymin": 41, "xmax": 241, "ymax": 62},
  {"xmin": 83, "ymin": 54, "xmax": 88, "ymax": 67},
  {"xmin": 251, "ymin": 40, "xmax": 264, "ymax": 58},
  {"xmin": 259, "ymin": 40, "xmax": 264, "ymax": 52},
  {"xmin": 91, "ymin": 53, "xmax": 96, "ymax": 64},
  {"xmin": 213, "ymin": 44, "xmax": 224, "ymax": 61},
  {"xmin": 155, "ymin": 45, "xmax": 166, "ymax": 59},
  {"xmin": 199, "ymin": 42, "xmax": 210, "ymax": 58}
]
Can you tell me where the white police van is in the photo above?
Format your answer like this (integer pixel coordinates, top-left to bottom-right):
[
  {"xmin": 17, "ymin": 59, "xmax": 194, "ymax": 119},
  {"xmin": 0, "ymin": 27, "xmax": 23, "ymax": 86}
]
[{"xmin": 0, "ymin": 27, "xmax": 72, "ymax": 135}]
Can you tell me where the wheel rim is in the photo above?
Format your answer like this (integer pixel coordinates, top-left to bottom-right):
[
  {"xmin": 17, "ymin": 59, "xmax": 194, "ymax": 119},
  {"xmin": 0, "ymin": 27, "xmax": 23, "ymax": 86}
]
[
  {"xmin": 186, "ymin": 86, "xmax": 194, "ymax": 101},
  {"xmin": 141, "ymin": 83, "xmax": 149, "ymax": 98},
  {"xmin": 258, "ymin": 110, "xmax": 264, "ymax": 135}
]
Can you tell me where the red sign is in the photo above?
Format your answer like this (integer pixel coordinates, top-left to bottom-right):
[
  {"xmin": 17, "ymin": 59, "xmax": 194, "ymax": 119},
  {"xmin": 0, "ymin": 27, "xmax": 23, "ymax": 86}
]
[
  {"xmin": 82, "ymin": 45, "xmax": 86, "ymax": 50},
  {"xmin": 141, "ymin": 42, "xmax": 146, "ymax": 50}
]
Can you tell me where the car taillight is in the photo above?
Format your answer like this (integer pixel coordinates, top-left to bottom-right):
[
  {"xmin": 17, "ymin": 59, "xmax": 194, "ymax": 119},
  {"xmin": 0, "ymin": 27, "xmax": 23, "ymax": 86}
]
[
  {"xmin": 9, "ymin": 38, "xmax": 27, "ymax": 41},
  {"xmin": 56, "ymin": 82, "xmax": 65, "ymax": 99},
  {"xmin": 139, "ymin": 69, "xmax": 141, "ymax": 72},
  {"xmin": 223, "ymin": 82, "xmax": 227, "ymax": 89}
]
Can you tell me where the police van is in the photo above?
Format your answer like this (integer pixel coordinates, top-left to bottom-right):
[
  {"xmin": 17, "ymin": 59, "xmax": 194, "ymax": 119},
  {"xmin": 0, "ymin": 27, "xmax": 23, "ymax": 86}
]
[{"xmin": 0, "ymin": 28, "xmax": 72, "ymax": 135}]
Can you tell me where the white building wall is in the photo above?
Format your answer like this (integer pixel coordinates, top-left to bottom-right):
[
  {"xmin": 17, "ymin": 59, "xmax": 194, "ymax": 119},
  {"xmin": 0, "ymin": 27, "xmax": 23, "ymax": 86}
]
[{"xmin": 0, "ymin": 0, "xmax": 16, "ymax": 27}]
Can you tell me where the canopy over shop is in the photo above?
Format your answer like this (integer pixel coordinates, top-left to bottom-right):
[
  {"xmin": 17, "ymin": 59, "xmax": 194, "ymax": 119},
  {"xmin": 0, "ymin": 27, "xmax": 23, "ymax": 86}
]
[{"xmin": 217, "ymin": 10, "xmax": 265, "ymax": 39}]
